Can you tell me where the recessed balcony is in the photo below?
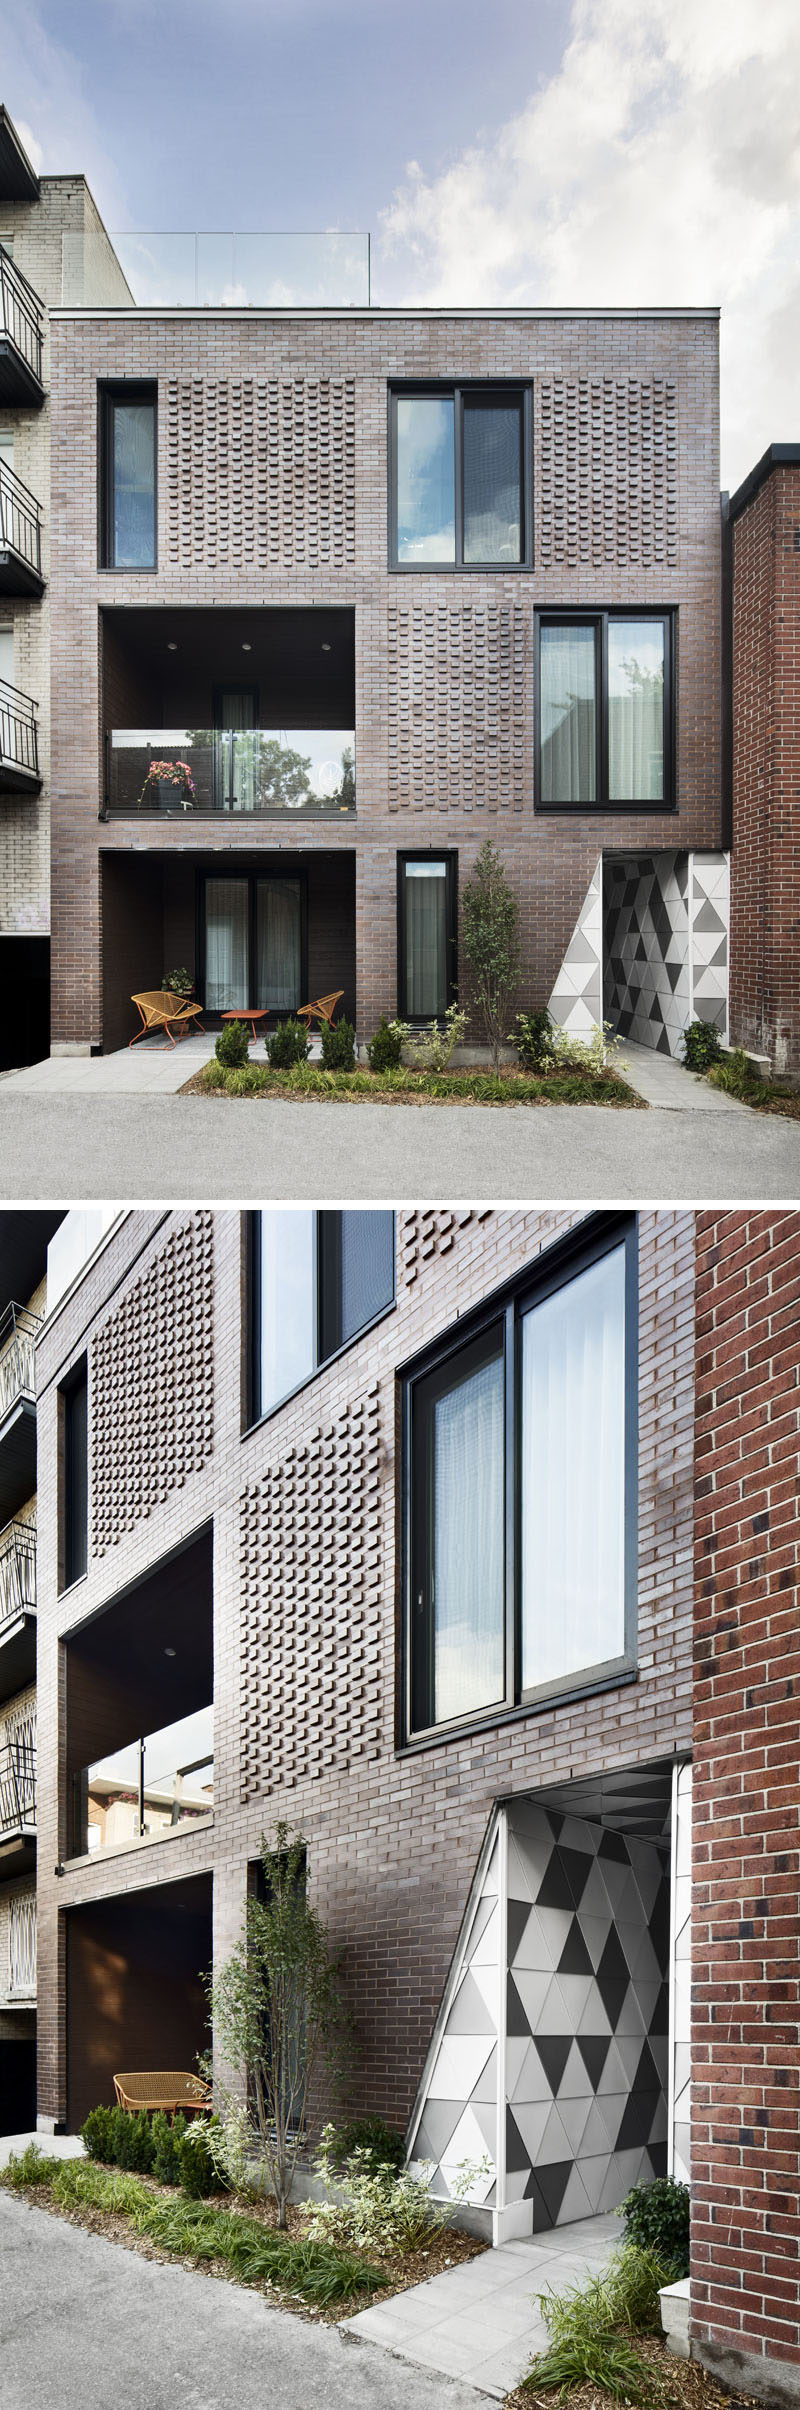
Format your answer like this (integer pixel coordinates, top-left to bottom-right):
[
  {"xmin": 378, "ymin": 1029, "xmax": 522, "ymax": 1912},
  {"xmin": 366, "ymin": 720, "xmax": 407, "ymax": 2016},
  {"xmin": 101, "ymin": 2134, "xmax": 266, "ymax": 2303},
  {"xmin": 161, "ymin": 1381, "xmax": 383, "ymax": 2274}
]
[
  {"xmin": 0, "ymin": 461, "xmax": 44, "ymax": 596},
  {"xmin": 0, "ymin": 246, "xmax": 44, "ymax": 407},
  {"xmin": 0, "ymin": 680, "xmax": 41, "ymax": 793},
  {"xmin": 0, "ymin": 1521, "xmax": 36, "ymax": 1704},
  {"xmin": 0, "ymin": 1722, "xmax": 36, "ymax": 1875},
  {"xmin": 0, "ymin": 1303, "xmax": 41, "ymax": 1524},
  {"xmin": 105, "ymin": 725, "xmax": 355, "ymax": 817}
]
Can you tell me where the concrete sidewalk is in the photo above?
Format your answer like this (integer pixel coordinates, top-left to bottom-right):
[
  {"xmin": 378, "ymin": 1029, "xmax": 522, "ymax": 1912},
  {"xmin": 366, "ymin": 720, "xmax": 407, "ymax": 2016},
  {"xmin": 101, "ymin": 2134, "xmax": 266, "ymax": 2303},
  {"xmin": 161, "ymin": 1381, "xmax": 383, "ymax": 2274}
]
[
  {"xmin": 349, "ymin": 2211, "xmax": 623, "ymax": 2398},
  {"xmin": 0, "ymin": 2188, "xmax": 484, "ymax": 2410}
]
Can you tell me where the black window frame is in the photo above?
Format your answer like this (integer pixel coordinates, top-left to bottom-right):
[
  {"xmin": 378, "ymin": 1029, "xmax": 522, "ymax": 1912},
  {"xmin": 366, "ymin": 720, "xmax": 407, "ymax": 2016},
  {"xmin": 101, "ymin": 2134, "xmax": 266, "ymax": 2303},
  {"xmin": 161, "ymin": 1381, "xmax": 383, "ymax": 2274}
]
[
  {"xmin": 99, "ymin": 381, "xmax": 158, "ymax": 573},
  {"xmin": 534, "ymin": 608, "xmax": 675, "ymax": 815},
  {"xmin": 61, "ymin": 1358, "xmax": 88, "ymax": 1594},
  {"xmin": 248, "ymin": 1209, "xmax": 396, "ymax": 1429},
  {"xmin": 401, "ymin": 1214, "xmax": 638, "ymax": 1748},
  {"xmin": 388, "ymin": 381, "xmax": 533, "ymax": 572},
  {"xmin": 397, "ymin": 850, "xmax": 458, "ymax": 1021},
  {"xmin": 198, "ymin": 864, "xmax": 308, "ymax": 1014}
]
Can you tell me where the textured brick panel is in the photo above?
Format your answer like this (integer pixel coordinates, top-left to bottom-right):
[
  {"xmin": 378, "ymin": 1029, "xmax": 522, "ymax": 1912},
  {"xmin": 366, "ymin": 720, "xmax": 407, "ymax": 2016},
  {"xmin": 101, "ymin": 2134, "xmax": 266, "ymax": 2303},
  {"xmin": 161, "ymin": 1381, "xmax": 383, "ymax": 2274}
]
[
  {"xmin": 166, "ymin": 377, "xmax": 356, "ymax": 568},
  {"xmin": 239, "ymin": 1384, "xmax": 383, "ymax": 1796},
  {"xmin": 90, "ymin": 1215, "xmax": 214, "ymax": 1556},
  {"xmin": 400, "ymin": 1208, "xmax": 494, "ymax": 1287},
  {"xmin": 537, "ymin": 379, "xmax": 678, "ymax": 567},
  {"xmin": 387, "ymin": 600, "xmax": 527, "ymax": 813}
]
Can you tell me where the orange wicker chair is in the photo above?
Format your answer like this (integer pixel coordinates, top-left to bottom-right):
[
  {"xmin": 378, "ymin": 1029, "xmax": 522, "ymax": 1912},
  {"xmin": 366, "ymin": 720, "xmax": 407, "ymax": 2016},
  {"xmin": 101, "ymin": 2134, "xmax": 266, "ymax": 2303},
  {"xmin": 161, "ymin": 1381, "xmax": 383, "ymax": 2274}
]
[
  {"xmin": 296, "ymin": 990, "xmax": 344, "ymax": 1031},
  {"xmin": 130, "ymin": 991, "xmax": 206, "ymax": 1048},
  {"xmin": 113, "ymin": 2070, "xmax": 211, "ymax": 2116}
]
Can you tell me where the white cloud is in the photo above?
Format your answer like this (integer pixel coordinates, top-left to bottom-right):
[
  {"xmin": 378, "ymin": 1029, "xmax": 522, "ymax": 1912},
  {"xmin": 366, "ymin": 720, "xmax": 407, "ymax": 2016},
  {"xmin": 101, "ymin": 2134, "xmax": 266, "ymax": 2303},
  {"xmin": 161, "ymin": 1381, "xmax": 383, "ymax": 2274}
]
[
  {"xmin": 377, "ymin": 0, "xmax": 800, "ymax": 488},
  {"xmin": 0, "ymin": 3, "xmax": 130, "ymax": 226}
]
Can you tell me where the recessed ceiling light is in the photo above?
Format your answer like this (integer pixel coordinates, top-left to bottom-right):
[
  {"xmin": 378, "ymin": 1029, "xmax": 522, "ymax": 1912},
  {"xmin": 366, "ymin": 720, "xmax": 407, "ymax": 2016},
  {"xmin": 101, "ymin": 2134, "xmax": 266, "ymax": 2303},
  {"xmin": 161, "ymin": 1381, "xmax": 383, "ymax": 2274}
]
[
  {"xmin": 242, "ymin": 641, "xmax": 252, "ymax": 652},
  {"xmin": 167, "ymin": 641, "xmax": 178, "ymax": 652},
  {"xmin": 321, "ymin": 641, "xmax": 331, "ymax": 652},
  {"xmin": 164, "ymin": 1646, "xmax": 177, "ymax": 1658}
]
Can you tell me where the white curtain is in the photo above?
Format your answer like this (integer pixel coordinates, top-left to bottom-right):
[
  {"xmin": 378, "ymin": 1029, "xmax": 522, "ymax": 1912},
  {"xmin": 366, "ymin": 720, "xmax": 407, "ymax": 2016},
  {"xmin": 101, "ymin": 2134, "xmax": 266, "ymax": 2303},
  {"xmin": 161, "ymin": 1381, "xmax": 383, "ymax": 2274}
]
[
  {"xmin": 205, "ymin": 878, "xmax": 249, "ymax": 1009},
  {"xmin": 257, "ymin": 880, "xmax": 301, "ymax": 1010},
  {"xmin": 608, "ymin": 621, "xmax": 665, "ymax": 801},
  {"xmin": 405, "ymin": 863, "xmax": 446, "ymax": 1017},
  {"xmin": 540, "ymin": 625, "xmax": 596, "ymax": 803},
  {"xmin": 433, "ymin": 1347, "xmax": 505, "ymax": 1722},
  {"xmin": 521, "ymin": 1246, "xmax": 626, "ymax": 1691}
]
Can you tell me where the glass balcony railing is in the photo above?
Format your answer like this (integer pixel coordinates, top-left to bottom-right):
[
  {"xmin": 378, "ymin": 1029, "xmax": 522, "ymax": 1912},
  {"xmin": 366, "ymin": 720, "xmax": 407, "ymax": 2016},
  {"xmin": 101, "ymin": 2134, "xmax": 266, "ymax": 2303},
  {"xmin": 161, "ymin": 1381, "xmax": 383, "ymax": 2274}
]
[
  {"xmin": 105, "ymin": 728, "xmax": 355, "ymax": 817},
  {"xmin": 0, "ymin": 1304, "xmax": 41, "ymax": 1422},
  {"xmin": 76, "ymin": 1704, "xmax": 214, "ymax": 1857},
  {"xmin": 64, "ymin": 229, "xmax": 370, "ymax": 309},
  {"xmin": 0, "ymin": 1522, "xmax": 36, "ymax": 1632}
]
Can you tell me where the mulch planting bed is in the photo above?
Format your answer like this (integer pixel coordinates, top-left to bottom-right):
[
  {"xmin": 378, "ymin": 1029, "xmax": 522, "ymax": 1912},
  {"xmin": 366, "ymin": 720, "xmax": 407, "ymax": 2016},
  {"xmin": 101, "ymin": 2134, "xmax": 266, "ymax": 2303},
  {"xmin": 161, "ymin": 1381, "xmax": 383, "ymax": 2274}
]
[{"xmin": 505, "ymin": 2332, "xmax": 760, "ymax": 2410}]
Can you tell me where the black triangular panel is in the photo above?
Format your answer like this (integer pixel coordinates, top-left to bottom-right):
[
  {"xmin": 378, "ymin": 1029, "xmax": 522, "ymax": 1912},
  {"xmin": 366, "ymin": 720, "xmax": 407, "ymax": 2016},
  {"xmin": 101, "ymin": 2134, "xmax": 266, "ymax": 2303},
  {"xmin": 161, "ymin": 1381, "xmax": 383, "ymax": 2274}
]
[
  {"xmin": 558, "ymin": 1919, "xmax": 594, "ymax": 1977},
  {"xmin": 558, "ymin": 1845, "xmax": 593, "ymax": 1907},
  {"xmin": 505, "ymin": 2105, "xmax": 529, "ymax": 2173},
  {"xmin": 635, "ymin": 2039, "xmax": 661, "ymax": 2096},
  {"xmin": 599, "ymin": 1829, "xmax": 628, "ymax": 1863},
  {"xmin": 507, "ymin": 1898, "xmax": 532, "ymax": 1965},
  {"xmin": 576, "ymin": 2033, "xmax": 611, "ymax": 2090},
  {"xmin": 534, "ymin": 2034, "xmax": 571, "ymax": 2096},
  {"xmin": 536, "ymin": 2160, "xmax": 573, "ymax": 2225},
  {"xmin": 616, "ymin": 2089, "xmax": 659, "ymax": 2151},
  {"xmin": 598, "ymin": 1927, "xmax": 629, "ymax": 1986},
  {"xmin": 506, "ymin": 1972, "xmax": 531, "ymax": 2038},
  {"xmin": 648, "ymin": 1981, "xmax": 669, "ymax": 2037}
]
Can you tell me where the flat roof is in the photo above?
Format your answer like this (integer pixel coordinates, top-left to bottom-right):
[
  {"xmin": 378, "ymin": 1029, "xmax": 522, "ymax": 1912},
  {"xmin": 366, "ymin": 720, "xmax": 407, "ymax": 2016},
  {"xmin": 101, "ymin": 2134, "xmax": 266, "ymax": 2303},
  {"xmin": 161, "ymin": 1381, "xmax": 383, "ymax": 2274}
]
[
  {"xmin": 727, "ymin": 441, "xmax": 800, "ymax": 522},
  {"xmin": 50, "ymin": 303, "xmax": 720, "ymax": 323}
]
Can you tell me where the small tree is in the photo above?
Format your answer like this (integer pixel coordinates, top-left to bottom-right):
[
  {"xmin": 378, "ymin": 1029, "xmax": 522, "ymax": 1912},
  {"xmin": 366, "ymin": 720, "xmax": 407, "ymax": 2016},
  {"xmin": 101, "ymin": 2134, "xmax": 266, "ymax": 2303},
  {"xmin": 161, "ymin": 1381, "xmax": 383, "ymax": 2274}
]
[
  {"xmin": 209, "ymin": 1824, "xmax": 349, "ymax": 2228},
  {"xmin": 461, "ymin": 839, "xmax": 520, "ymax": 1074}
]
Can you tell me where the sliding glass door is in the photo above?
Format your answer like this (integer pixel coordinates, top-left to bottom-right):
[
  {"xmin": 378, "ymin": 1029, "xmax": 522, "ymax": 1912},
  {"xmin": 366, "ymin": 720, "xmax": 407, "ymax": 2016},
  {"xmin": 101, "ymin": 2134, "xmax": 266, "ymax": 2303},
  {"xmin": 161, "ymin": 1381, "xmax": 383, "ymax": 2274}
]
[{"xmin": 203, "ymin": 873, "xmax": 304, "ymax": 1012}]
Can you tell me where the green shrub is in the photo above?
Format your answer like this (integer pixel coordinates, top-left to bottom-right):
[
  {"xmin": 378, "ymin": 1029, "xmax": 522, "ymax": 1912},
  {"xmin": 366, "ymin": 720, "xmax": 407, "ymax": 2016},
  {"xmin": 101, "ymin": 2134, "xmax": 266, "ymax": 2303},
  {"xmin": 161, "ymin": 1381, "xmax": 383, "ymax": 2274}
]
[
  {"xmin": 682, "ymin": 1018, "xmax": 723, "ymax": 1072},
  {"xmin": 514, "ymin": 1007, "xmax": 555, "ymax": 1070},
  {"xmin": 81, "ymin": 2106, "xmax": 119, "ymax": 2164},
  {"xmin": 524, "ymin": 2242, "xmax": 679, "ymax": 2404},
  {"xmin": 266, "ymin": 1017, "xmax": 309, "ymax": 1069},
  {"xmin": 152, "ymin": 2110, "xmax": 187, "ymax": 2186},
  {"xmin": 523, "ymin": 2332, "xmax": 671, "ymax": 2405},
  {"xmin": 366, "ymin": 1016, "xmax": 407, "ymax": 1073},
  {"xmin": 114, "ymin": 2109, "xmax": 155, "ymax": 2174},
  {"xmin": 215, "ymin": 1019, "xmax": 250, "ymax": 1070},
  {"xmin": 621, "ymin": 2177, "xmax": 690, "ymax": 2277},
  {"xmin": 163, "ymin": 966, "xmax": 194, "ymax": 998},
  {"xmin": 0, "ymin": 2142, "xmax": 54, "ymax": 2190},
  {"xmin": 177, "ymin": 2117, "xmax": 222, "ymax": 2199},
  {"xmin": 321, "ymin": 1015, "xmax": 356, "ymax": 1071},
  {"xmin": 406, "ymin": 1003, "xmax": 468, "ymax": 1072},
  {"xmin": 325, "ymin": 2114, "xmax": 405, "ymax": 2179}
]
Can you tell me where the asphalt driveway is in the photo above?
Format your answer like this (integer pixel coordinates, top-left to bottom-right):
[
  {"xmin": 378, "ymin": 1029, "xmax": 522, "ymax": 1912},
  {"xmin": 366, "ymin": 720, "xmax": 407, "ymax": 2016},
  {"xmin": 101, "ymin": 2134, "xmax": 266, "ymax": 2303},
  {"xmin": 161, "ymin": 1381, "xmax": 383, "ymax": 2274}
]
[
  {"xmin": 2, "ymin": 1087, "xmax": 799, "ymax": 1202},
  {"xmin": 0, "ymin": 2190, "xmax": 483, "ymax": 2410}
]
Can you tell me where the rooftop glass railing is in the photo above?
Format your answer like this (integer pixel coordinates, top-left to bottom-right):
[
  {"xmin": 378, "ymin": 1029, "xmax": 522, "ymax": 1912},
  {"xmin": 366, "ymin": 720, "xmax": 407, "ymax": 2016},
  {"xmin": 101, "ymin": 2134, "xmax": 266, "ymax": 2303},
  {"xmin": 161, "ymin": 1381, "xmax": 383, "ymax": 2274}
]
[
  {"xmin": 63, "ymin": 229, "xmax": 370, "ymax": 309},
  {"xmin": 76, "ymin": 1705, "xmax": 214, "ymax": 1856},
  {"xmin": 105, "ymin": 728, "xmax": 355, "ymax": 817}
]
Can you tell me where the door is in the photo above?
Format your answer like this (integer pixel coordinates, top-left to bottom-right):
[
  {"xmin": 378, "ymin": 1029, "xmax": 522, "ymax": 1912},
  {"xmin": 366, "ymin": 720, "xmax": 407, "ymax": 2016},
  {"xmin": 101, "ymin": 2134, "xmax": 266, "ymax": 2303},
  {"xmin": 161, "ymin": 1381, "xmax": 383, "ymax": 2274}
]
[
  {"xmin": 203, "ymin": 873, "xmax": 305, "ymax": 1011},
  {"xmin": 215, "ymin": 686, "xmax": 257, "ymax": 813},
  {"xmin": 256, "ymin": 879, "xmax": 302, "ymax": 1011},
  {"xmin": 204, "ymin": 877, "xmax": 249, "ymax": 1009}
]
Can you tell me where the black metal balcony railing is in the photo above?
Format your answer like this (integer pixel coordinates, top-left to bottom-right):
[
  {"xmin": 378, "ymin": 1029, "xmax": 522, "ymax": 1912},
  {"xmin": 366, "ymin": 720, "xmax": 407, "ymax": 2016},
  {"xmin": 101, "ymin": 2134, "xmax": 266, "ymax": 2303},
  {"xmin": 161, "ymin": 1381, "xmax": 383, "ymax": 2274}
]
[
  {"xmin": 0, "ymin": 680, "xmax": 40, "ymax": 787},
  {"xmin": 8, "ymin": 1890, "xmax": 36, "ymax": 1995},
  {"xmin": 0, "ymin": 1522, "xmax": 36, "ymax": 1630},
  {"xmin": 0, "ymin": 1303, "xmax": 41, "ymax": 1421},
  {"xmin": 0, "ymin": 245, "xmax": 44, "ymax": 390},
  {"xmin": 0, "ymin": 1730, "xmax": 36, "ymax": 1838},
  {"xmin": 0, "ymin": 460, "xmax": 43, "ymax": 579},
  {"xmin": 105, "ymin": 727, "xmax": 355, "ymax": 817}
]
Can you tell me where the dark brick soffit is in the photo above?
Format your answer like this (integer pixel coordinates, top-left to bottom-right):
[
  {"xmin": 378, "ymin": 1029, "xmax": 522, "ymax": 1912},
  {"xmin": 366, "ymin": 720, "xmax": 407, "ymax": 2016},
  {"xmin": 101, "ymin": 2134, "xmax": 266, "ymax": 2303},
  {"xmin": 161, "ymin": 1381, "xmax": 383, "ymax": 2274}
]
[{"xmin": 725, "ymin": 442, "xmax": 800, "ymax": 525}]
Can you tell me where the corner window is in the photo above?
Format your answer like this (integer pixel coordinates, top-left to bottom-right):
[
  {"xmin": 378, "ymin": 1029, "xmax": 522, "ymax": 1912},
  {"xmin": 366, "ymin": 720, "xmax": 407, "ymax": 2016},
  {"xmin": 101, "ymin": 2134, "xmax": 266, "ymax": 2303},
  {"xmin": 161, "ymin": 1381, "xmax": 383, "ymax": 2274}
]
[
  {"xmin": 251, "ymin": 1210, "xmax": 395, "ymax": 1422},
  {"xmin": 390, "ymin": 385, "xmax": 530, "ymax": 569},
  {"xmin": 398, "ymin": 854, "xmax": 457, "ymax": 1021},
  {"xmin": 100, "ymin": 385, "xmax": 157, "ymax": 569},
  {"xmin": 61, "ymin": 1360, "xmax": 88, "ymax": 1590},
  {"xmin": 537, "ymin": 613, "xmax": 672, "ymax": 810},
  {"xmin": 405, "ymin": 1219, "xmax": 637, "ymax": 1739}
]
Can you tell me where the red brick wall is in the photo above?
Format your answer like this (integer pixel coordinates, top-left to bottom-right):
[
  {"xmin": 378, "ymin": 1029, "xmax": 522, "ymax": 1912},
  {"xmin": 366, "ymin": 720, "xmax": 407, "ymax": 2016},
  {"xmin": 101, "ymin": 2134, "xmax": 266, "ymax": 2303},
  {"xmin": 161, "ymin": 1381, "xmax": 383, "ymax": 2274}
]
[
  {"xmin": 692, "ymin": 1212, "xmax": 800, "ymax": 2393},
  {"xmin": 729, "ymin": 463, "xmax": 800, "ymax": 1076}
]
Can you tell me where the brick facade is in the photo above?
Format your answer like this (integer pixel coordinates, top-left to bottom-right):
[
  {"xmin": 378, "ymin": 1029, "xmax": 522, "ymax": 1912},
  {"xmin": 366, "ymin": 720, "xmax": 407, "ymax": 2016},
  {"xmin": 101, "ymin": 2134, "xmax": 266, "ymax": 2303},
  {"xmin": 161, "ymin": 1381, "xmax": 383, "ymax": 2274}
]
[
  {"xmin": 692, "ymin": 1211, "xmax": 800, "ymax": 2405},
  {"xmin": 728, "ymin": 449, "xmax": 800, "ymax": 1078},
  {"xmin": 34, "ymin": 1206, "xmax": 695, "ymax": 2139},
  {"xmin": 46, "ymin": 309, "xmax": 722, "ymax": 1049}
]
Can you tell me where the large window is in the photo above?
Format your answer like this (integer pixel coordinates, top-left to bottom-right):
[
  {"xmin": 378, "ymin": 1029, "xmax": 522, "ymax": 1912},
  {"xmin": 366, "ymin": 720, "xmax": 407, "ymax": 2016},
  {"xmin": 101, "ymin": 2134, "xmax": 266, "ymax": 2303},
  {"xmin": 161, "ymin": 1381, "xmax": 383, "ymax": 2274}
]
[
  {"xmin": 252, "ymin": 1210, "xmax": 395, "ymax": 1422},
  {"xmin": 202, "ymin": 873, "xmax": 304, "ymax": 1014},
  {"xmin": 405, "ymin": 1219, "xmax": 637, "ymax": 1738},
  {"xmin": 398, "ymin": 854, "xmax": 457, "ymax": 1020},
  {"xmin": 537, "ymin": 613, "xmax": 673, "ymax": 810},
  {"xmin": 100, "ymin": 385, "xmax": 157, "ymax": 569},
  {"xmin": 390, "ymin": 386, "xmax": 530, "ymax": 569},
  {"xmin": 62, "ymin": 1360, "xmax": 88, "ymax": 1591}
]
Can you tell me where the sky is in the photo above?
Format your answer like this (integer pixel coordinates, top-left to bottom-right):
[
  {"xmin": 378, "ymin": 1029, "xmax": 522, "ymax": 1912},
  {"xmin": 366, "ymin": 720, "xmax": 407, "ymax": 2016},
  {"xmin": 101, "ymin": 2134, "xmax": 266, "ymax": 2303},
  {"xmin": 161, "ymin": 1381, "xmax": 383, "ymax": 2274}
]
[{"xmin": 1, "ymin": 0, "xmax": 798, "ymax": 487}]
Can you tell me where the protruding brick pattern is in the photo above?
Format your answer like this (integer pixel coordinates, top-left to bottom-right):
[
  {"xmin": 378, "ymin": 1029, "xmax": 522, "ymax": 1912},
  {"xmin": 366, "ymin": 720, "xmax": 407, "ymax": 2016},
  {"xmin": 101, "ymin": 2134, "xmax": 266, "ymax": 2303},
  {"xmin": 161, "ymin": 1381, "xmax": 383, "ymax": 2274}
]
[
  {"xmin": 239, "ymin": 1383, "xmax": 383, "ymax": 1798},
  {"xmin": 537, "ymin": 379, "xmax": 678, "ymax": 567},
  {"xmin": 166, "ymin": 376, "xmax": 357, "ymax": 569},
  {"xmin": 692, "ymin": 1212, "xmax": 800, "ymax": 2391},
  {"xmin": 90, "ymin": 1213, "xmax": 215, "ymax": 1556},
  {"xmin": 387, "ymin": 598, "xmax": 528, "ymax": 813},
  {"xmin": 728, "ymin": 457, "xmax": 800, "ymax": 1076},
  {"xmin": 400, "ymin": 1207, "xmax": 494, "ymax": 1287}
]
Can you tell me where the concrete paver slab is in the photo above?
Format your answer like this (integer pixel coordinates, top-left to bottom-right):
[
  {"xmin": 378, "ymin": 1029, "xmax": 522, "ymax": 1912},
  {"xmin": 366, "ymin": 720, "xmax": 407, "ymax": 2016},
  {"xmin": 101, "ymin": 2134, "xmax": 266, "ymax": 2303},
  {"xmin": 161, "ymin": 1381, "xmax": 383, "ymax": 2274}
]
[{"xmin": 347, "ymin": 2212, "xmax": 623, "ymax": 2399}]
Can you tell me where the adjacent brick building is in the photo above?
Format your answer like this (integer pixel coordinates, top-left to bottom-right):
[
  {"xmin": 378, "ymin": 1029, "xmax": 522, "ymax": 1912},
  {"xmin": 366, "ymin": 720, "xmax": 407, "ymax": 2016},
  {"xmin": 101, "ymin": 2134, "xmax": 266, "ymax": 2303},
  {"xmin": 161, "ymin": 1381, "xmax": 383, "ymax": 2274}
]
[
  {"xmin": 727, "ymin": 446, "xmax": 800, "ymax": 1080},
  {"xmin": 1, "ymin": 1202, "xmax": 792, "ymax": 2405}
]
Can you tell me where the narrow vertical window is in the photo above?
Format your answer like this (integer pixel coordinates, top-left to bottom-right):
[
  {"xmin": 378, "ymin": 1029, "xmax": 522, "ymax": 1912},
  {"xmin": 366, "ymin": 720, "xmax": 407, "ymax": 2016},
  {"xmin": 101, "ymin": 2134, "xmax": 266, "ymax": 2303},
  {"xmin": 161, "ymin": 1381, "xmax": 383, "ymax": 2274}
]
[
  {"xmin": 63, "ymin": 1361, "xmax": 88, "ymax": 1589},
  {"xmin": 540, "ymin": 623, "xmax": 597, "ymax": 804},
  {"xmin": 520, "ymin": 1244, "xmax": 627, "ymax": 1692},
  {"xmin": 395, "ymin": 395, "xmax": 456, "ymax": 563},
  {"xmin": 411, "ymin": 1325, "xmax": 506, "ymax": 1730},
  {"xmin": 252, "ymin": 1210, "xmax": 394, "ymax": 1420},
  {"xmin": 463, "ymin": 396, "xmax": 522, "ymax": 564},
  {"xmin": 399, "ymin": 856, "xmax": 455, "ymax": 1020},
  {"xmin": 608, "ymin": 618, "xmax": 666, "ymax": 802},
  {"xmin": 102, "ymin": 387, "xmax": 156, "ymax": 568}
]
